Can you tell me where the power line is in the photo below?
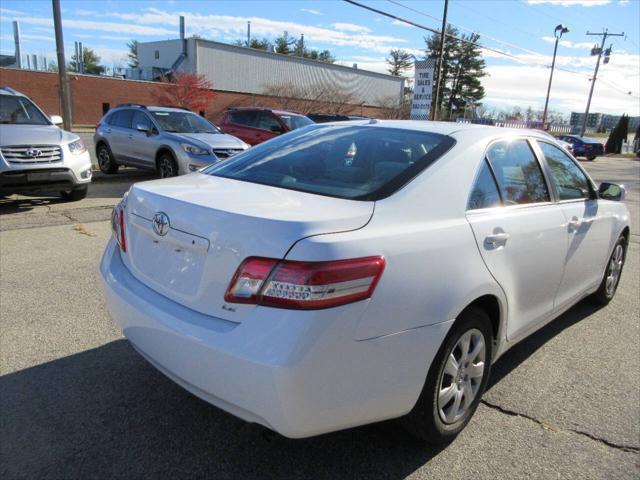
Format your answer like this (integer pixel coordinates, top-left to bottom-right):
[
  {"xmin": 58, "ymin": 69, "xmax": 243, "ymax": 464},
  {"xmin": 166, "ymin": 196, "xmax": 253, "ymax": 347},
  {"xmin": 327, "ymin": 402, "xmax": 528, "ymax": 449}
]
[
  {"xmin": 387, "ymin": 0, "xmax": 548, "ymax": 58},
  {"xmin": 344, "ymin": 0, "xmax": 526, "ymax": 61}
]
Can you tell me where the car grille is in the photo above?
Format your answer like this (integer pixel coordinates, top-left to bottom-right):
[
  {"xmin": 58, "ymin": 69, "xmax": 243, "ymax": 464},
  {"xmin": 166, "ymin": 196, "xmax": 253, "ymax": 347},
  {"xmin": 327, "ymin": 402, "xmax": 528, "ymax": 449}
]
[
  {"xmin": 1, "ymin": 145, "xmax": 63, "ymax": 164},
  {"xmin": 212, "ymin": 148, "xmax": 244, "ymax": 159}
]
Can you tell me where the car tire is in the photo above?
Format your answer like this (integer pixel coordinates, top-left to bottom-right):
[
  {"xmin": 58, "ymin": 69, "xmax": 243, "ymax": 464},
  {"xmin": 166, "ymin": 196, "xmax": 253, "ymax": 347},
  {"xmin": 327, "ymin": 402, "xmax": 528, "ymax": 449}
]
[
  {"xmin": 590, "ymin": 235, "xmax": 627, "ymax": 305},
  {"xmin": 59, "ymin": 186, "xmax": 88, "ymax": 202},
  {"xmin": 587, "ymin": 155, "xmax": 596, "ymax": 161},
  {"xmin": 157, "ymin": 153, "xmax": 179, "ymax": 178},
  {"xmin": 401, "ymin": 306, "xmax": 493, "ymax": 444},
  {"xmin": 97, "ymin": 143, "xmax": 119, "ymax": 174}
]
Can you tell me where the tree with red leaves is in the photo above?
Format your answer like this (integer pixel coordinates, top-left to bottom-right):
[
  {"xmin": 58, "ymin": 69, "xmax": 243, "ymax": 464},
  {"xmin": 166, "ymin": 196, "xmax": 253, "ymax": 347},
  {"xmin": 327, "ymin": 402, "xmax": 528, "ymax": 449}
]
[{"xmin": 153, "ymin": 72, "xmax": 216, "ymax": 113}]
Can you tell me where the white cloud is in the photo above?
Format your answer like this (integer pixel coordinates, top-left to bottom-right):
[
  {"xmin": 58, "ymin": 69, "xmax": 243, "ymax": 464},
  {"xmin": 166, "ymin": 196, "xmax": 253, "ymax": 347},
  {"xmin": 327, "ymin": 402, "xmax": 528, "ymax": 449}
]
[
  {"xmin": 391, "ymin": 19, "xmax": 413, "ymax": 28},
  {"xmin": 107, "ymin": 8, "xmax": 407, "ymax": 53},
  {"xmin": 300, "ymin": 8, "xmax": 322, "ymax": 16},
  {"xmin": 75, "ymin": 9, "xmax": 97, "ymax": 16},
  {"xmin": 0, "ymin": 8, "xmax": 25, "ymax": 15},
  {"xmin": 527, "ymin": 0, "xmax": 611, "ymax": 6},
  {"xmin": 331, "ymin": 22, "xmax": 371, "ymax": 33},
  {"xmin": 541, "ymin": 36, "xmax": 595, "ymax": 49}
]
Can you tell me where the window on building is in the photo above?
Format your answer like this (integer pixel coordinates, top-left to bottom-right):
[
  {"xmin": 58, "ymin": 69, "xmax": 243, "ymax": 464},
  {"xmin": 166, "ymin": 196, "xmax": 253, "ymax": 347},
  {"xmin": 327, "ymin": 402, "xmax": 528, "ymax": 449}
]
[
  {"xmin": 154, "ymin": 50, "xmax": 159, "ymax": 59},
  {"xmin": 486, "ymin": 139, "xmax": 550, "ymax": 205},
  {"xmin": 102, "ymin": 103, "xmax": 110, "ymax": 115}
]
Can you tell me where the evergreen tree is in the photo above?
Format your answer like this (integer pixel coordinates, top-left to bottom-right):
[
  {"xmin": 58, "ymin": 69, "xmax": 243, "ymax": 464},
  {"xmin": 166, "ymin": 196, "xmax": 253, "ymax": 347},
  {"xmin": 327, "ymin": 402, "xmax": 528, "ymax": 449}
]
[
  {"xmin": 605, "ymin": 114, "xmax": 629, "ymax": 154},
  {"xmin": 386, "ymin": 49, "xmax": 413, "ymax": 76},
  {"xmin": 274, "ymin": 31, "xmax": 297, "ymax": 54},
  {"xmin": 127, "ymin": 40, "xmax": 138, "ymax": 68},
  {"xmin": 69, "ymin": 47, "xmax": 104, "ymax": 75},
  {"xmin": 425, "ymin": 27, "xmax": 486, "ymax": 119}
]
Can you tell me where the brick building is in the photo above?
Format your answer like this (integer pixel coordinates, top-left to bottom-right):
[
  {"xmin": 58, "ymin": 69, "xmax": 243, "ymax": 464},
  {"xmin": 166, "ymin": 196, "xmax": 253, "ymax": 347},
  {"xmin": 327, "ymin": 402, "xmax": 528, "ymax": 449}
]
[{"xmin": 0, "ymin": 68, "xmax": 393, "ymax": 126}]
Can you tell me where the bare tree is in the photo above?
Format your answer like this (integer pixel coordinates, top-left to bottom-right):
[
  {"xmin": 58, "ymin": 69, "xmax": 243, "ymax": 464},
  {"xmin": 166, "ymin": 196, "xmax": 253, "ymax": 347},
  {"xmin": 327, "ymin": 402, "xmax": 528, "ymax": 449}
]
[{"xmin": 261, "ymin": 82, "xmax": 359, "ymax": 115}]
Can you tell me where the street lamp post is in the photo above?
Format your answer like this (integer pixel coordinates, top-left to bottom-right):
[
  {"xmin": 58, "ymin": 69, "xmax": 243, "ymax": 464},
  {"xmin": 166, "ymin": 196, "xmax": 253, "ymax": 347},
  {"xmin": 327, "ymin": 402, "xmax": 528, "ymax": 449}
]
[{"xmin": 542, "ymin": 24, "xmax": 569, "ymax": 129}]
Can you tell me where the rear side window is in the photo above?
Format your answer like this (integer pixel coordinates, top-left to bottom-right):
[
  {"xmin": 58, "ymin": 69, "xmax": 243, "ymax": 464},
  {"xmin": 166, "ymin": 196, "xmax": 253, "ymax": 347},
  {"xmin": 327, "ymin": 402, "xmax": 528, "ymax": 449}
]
[
  {"xmin": 468, "ymin": 160, "xmax": 501, "ymax": 210},
  {"xmin": 229, "ymin": 110, "xmax": 258, "ymax": 127},
  {"xmin": 486, "ymin": 139, "xmax": 550, "ymax": 205},
  {"xmin": 203, "ymin": 125, "xmax": 455, "ymax": 200},
  {"xmin": 538, "ymin": 141, "xmax": 591, "ymax": 200},
  {"xmin": 112, "ymin": 109, "xmax": 133, "ymax": 129}
]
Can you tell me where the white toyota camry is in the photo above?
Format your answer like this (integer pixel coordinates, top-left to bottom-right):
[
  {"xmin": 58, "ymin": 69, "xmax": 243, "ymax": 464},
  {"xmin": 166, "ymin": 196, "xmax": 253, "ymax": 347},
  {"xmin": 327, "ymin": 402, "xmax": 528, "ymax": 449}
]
[{"xmin": 101, "ymin": 120, "xmax": 629, "ymax": 443}]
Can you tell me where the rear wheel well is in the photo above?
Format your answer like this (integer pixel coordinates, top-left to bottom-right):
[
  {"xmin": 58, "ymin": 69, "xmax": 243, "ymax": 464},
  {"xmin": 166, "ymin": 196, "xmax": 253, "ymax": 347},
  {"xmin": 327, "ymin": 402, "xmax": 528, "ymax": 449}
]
[
  {"xmin": 459, "ymin": 295, "xmax": 501, "ymax": 346},
  {"xmin": 621, "ymin": 227, "xmax": 630, "ymax": 245}
]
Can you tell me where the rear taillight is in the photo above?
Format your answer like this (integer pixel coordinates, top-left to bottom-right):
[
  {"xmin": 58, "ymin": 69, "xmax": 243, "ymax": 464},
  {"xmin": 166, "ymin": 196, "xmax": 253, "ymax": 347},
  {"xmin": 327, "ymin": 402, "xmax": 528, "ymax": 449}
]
[
  {"xmin": 225, "ymin": 256, "xmax": 385, "ymax": 309},
  {"xmin": 96, "ymin": 122, "xmax": 101, "ymax": 130},
  {"xmin": 111, "ymin": 203, "xmax": 126, "ymax": 252}
]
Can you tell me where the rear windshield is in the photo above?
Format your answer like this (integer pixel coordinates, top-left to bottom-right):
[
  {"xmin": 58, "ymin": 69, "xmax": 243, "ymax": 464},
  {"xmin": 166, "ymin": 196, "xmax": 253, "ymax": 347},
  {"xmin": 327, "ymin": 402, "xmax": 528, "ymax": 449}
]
[{"xmin": 203, "ymin": 125, "xmax": 454, "ymax": 200}]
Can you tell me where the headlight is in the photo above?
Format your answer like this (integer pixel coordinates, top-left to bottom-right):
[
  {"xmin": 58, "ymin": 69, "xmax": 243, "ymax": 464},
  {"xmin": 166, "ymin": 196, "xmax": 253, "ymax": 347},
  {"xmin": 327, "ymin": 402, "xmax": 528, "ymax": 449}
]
[
  {"xmin": 68, "ymin": 139, "xmax": 87, "ymax": 155},
  {"xmin": 181, "ymin": 143, "xmax": 209, "ymax": 155}
]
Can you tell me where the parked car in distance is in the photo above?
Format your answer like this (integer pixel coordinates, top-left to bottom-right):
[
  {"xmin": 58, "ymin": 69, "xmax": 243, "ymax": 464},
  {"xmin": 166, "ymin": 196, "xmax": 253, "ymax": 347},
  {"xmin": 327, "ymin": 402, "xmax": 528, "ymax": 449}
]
[
  {"xmin": 101, "ymin": 121, "xmax": 629, "ymax": 443},
  {"xmin": 536, "ymin": 130, "xmax": 574, "ymax": 155},
  {"xmin": 218, "ymin": 107, "xmax": 314, "ymax": 145},
  {"xmin": 557, "ymin": 134, "xmax": 604, "ymax": 160},
  {"xmin": 94, "ymin": 104, "xmax": 249, "ymax": 178},
  {"xmin": 0, "ymin": 86, "xmax": 91, "ymax": 201}
]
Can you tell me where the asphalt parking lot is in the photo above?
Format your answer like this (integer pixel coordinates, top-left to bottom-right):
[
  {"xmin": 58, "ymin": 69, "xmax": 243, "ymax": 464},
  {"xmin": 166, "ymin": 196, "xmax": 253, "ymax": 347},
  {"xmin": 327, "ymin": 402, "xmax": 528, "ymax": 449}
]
[{"xmin": 1, "ymin": 155, "xmax": 638, "ymax": 479}]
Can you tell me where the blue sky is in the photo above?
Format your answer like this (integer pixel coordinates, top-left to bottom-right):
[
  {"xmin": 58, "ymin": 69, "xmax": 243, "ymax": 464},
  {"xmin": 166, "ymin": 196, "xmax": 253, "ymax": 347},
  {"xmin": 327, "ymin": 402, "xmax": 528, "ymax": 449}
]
[{"xmin": 1, "ymin": 0, "xmax": 638, "ymax": 116}]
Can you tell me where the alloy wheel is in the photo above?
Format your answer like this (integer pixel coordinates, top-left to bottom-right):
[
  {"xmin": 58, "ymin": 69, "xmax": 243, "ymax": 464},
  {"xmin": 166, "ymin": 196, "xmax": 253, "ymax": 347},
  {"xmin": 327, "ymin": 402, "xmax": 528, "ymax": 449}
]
[
  {"xmin": 437, "ymin": 328, "xmax": 486, "ymax": 424},
  {"xmin": 605, "ymin": 244, "xmax": 624, "ymax": 297},
  {"xmin": 98, "ymin": 148, "xmax": 109, "ymax": 168},
  {"xmin": 159, "ymin": 157, "xmax": 176, "ymax": 178}
]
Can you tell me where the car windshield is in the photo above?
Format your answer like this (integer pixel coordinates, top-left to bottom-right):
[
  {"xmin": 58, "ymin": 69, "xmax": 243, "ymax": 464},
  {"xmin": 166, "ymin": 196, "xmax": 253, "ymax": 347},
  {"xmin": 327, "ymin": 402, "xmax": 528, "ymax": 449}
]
[
  {"xmin": 0, "ymin": 95, "xmax": 50, "ymax": 125},
  {"xmin": 203, "ymin": 125, "xmax": 454, "ymax": 200},
  {"xmin": 279, "ymin": 114, "xmax": 314, "ymax": 131},
  {"xmin": 151, "ymin": 111, "xmax": 220, "ymax": 134}
]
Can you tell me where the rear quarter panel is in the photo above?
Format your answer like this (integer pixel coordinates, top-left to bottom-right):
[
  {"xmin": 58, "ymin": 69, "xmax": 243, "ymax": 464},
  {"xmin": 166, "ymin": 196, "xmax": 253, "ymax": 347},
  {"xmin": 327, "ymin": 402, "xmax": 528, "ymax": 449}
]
[{"xmin": 286, "ymin": 133, "xmax": 507, "ymax": 342}]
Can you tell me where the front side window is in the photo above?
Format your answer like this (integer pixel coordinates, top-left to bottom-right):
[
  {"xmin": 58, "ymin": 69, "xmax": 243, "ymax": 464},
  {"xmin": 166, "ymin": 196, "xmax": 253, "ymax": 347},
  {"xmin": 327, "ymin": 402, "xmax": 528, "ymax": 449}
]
[
  {"xmin": 229, "ymin": 111, "xmax": 258, "ymax": 127},
  {"xmin": 0, "ymin": 95, "xmax": 49, "ymax": 125},
  {"xmin": 150, "ymin": 111, "xmax": 219, "ymax": 134},
  {"xmin": 538, "ymin": 141, "xmax": 591, "ymax": 200},
  {"xmin": 486, "ymin": 139, "xmax": 550, "ymax": 205},
  {"xmin": 132, "ymin": 111, "xmax": 152, "ymax": 131},
  {"xmin": 203, "ymin": 125, "xmax": 454, "ymax": 200},
  {"xmin": 468, "ymin": 160, "xmax": 501, "ymax": 210},
  {"xmin": 257, "ymin": 113, "xmax": 281, "ymax": 132}
]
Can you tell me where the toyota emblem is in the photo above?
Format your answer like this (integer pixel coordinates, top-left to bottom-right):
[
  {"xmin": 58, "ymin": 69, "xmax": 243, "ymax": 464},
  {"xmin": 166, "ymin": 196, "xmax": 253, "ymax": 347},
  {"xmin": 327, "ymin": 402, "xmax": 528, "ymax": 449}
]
[{"xmin": 152, "ymin": 212, "xmax": 170, "ymax": 236}]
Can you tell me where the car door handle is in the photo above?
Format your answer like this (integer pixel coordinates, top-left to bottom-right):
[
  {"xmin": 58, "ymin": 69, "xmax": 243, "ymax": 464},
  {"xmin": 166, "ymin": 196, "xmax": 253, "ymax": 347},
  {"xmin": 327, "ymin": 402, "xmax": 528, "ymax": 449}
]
[
  {"xmin": 568, "ymin": 216, "xmax": 582, "ymax": 231},
  {"xmin": 485, "ymin": 232, "xmax": 510, "ymax": 248}
]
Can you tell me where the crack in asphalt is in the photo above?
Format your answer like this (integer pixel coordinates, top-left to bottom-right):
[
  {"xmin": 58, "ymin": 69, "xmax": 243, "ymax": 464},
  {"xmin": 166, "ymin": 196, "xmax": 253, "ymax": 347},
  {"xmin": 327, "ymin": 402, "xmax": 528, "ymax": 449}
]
[
  {"xmin": 1, "ymin": 205, "xmax": 113, "ymax": 231},
  {"xmin": 481, "ymin": 399, "xmax": 640, "ymax": 453}
]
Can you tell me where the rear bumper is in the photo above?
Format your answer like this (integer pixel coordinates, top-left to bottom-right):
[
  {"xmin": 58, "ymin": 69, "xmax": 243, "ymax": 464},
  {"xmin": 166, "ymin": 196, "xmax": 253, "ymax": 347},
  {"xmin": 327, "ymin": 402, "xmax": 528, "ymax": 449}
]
[{"xmin": 99, "ymin": 239, "xmax": 453, "ymax": 438}]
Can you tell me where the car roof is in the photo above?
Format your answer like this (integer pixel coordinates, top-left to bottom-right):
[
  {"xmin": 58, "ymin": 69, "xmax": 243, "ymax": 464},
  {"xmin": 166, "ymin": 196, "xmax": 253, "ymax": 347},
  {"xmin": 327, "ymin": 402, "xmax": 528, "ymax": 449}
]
[
  {"xmin": 226, "ymin": 107, "xmax": 305, "ymax": 116},
  {"xmin": 0, "ymin": 86, "xmax": 26, "ymax": 97},
  {"xmin": 317, "ymin": 119, "xmax": 561, "ymax": 141}
]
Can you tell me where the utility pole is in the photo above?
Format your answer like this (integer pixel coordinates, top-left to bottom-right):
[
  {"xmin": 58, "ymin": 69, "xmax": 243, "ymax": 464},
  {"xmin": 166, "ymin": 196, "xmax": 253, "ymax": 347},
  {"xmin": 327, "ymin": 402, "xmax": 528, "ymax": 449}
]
[
  {"xmin": 247, "ymin": 21, "xmax": 251, "ymax": 46},
  {"xmin": 542, "ymin": 24, "xmax": 569, "ymax": 128},
  {"xmin": 431, "ymin": 0, "xmax": 448, "ymax": 121},
  {"xmin": 580, "ymin": 29, "xmax": 624, "ymax": 137},
  {"xmin": 52, "ymin": 0, "xmax": 72, "ymax": 130}
]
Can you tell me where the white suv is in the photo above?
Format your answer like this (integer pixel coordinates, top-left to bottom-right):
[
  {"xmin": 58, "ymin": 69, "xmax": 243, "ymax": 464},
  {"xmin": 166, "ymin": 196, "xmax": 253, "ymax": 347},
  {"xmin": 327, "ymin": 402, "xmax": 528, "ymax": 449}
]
[{"xmin": 0, "ymin": 87, "xmax": 92, "ymax": 201}]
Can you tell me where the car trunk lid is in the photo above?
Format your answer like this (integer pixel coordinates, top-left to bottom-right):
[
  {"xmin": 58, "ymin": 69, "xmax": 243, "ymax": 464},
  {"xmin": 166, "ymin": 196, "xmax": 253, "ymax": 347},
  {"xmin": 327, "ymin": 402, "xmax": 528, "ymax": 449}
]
[{"xmin": 122, "ymin": 173, "xmax": 374, "ymax": 321}]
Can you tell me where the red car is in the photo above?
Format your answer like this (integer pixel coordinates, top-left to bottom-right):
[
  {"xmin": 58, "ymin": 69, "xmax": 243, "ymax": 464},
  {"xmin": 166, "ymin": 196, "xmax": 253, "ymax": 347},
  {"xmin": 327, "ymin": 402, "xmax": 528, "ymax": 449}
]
[{"xmin": 218, "ymin": 108, "xmax": 314, "ymax": 146}]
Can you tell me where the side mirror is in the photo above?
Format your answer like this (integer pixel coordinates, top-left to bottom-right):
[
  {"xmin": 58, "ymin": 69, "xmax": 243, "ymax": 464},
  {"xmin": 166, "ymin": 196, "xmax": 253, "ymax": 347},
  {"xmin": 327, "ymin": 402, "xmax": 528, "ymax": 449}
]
[
  {"xmin": 50, "ymin": 115, "xmax": 63, "ymax": 125},
  {"xmin": 599, "ymin": 182, "xmax": 625, "ymax": 201},
  {"xmin": 135, "ymin": 123, "xmax": 150, "ymax": 134},
  {"xmin": 270, "ymin": 125, "xmax": 284, "ymax": 134}
]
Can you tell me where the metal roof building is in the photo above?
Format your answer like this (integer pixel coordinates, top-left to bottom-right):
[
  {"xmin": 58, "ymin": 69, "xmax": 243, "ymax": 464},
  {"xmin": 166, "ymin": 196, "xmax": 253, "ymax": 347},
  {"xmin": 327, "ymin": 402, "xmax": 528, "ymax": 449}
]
[{"xmin": 136, "ymin": 37, "xmax": 404, "ymax": 108}]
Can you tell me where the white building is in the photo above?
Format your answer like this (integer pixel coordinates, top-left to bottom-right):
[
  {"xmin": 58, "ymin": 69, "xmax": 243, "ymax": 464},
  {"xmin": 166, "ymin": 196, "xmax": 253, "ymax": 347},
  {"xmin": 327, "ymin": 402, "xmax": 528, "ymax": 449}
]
[{"xmin": 135, "ymin": 36, "xmax": 404, "ymax": 108}]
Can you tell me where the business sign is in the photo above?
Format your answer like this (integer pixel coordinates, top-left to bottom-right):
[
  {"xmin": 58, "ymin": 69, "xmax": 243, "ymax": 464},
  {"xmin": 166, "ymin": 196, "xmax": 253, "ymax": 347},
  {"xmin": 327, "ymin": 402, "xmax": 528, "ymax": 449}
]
[{"xmin": 410, "ymin": 59, "xmax": 436, "ymax": 120}]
